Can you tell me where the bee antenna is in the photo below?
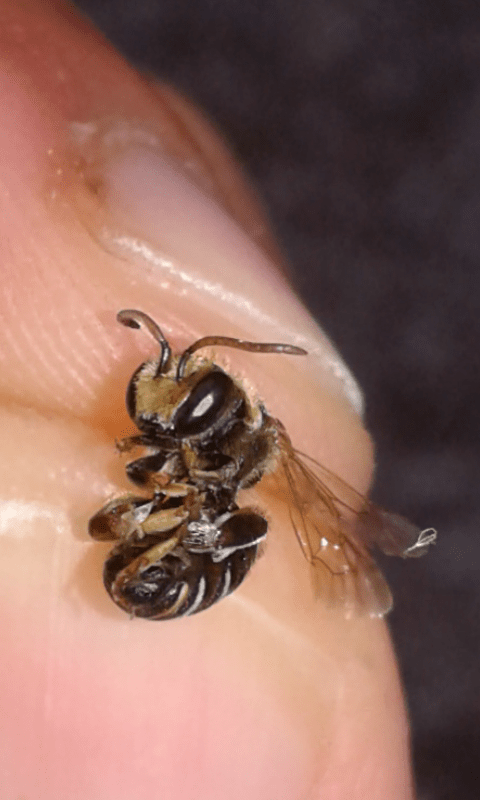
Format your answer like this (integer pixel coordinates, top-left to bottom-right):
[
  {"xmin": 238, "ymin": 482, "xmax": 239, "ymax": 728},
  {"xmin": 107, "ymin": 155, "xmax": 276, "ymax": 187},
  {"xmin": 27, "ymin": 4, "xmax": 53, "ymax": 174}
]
[
  {"xmin": 176, "ymin": 336, "xmax": 307, "ymax": 380},
  {"xmin": 117, "ymin": 310, "xmax": 172, "ymax": 374}
]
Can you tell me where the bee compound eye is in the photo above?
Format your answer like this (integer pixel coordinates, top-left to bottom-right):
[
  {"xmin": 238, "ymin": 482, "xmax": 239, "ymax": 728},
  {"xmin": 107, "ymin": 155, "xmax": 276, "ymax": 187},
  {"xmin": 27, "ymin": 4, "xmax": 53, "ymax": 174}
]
[
  {"xmin": 125, "ymin": 368, "xmax": 141, "ymax": 420},
  {"xmin": 173, "ymin": 371, "xmax": 238, "ymax": 437}
]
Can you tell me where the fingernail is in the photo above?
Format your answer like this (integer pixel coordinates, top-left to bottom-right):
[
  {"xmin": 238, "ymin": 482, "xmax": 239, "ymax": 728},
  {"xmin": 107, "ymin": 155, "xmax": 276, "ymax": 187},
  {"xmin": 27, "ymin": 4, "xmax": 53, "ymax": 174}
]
[{"xmin": 57, "ymin": 119, "xmax": 364, "ymax": 415}]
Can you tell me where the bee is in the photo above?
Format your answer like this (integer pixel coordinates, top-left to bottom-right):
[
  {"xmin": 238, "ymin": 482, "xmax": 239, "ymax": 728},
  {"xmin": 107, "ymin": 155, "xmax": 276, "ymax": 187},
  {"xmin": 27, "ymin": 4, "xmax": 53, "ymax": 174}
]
[{"xmin": 89, "ymin": 309, "xmax": 436, "ymax": 620}]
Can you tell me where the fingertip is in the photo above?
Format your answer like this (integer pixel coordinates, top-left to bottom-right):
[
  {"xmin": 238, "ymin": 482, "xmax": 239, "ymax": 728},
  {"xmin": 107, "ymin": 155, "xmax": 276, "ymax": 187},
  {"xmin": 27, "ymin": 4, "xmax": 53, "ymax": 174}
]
[{"xmin": 0, "ymin": 3, "xmax": 414, "ymax": 798}]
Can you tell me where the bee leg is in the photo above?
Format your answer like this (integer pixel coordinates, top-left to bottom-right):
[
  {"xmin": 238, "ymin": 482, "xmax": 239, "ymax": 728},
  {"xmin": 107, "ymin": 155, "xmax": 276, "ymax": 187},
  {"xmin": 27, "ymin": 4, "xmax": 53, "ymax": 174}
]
[
  {"xmin": 125, "ymin": 451, "xmax": 169, "ymax": 486},
  {"xmin": 140, "ymin": 506, "xmax": 190, "ymax": 535},
  {"xmin": 210, "ymin": 508, "xmax": 268, "ymax": 562},
  {"xmin": 88, "ymin": 495, "xmax": 155, "ymax": 542},
  {"xmin": 115, "ymin": 434, "xmax": 148, "ymax": 453}
]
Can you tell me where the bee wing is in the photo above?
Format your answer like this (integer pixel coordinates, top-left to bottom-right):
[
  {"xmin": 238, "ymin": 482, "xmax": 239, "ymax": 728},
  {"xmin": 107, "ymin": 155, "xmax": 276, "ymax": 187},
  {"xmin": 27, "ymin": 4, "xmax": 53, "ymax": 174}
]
[{"xmin": 276, "ymin": 426, "xmax": 436, "ymax": 618}]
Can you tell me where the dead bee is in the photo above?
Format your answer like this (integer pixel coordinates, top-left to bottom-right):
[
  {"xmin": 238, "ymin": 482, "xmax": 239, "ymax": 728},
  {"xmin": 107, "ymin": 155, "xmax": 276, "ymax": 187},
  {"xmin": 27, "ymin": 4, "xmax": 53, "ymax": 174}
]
[{"xmin": 89, "ymin": 309, "xmax": 436, "ymax": 620}]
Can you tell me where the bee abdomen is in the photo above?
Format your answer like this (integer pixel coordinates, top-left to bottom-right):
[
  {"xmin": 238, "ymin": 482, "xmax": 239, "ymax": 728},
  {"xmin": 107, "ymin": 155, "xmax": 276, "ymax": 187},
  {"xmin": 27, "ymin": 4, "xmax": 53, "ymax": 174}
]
[
  {"xmin": 178, "ymin": 545, "xmax": 260, "ymax": 619},
  {"xmin": 103, "ymin": 539, "xmax": 260, "ymax": 621}
]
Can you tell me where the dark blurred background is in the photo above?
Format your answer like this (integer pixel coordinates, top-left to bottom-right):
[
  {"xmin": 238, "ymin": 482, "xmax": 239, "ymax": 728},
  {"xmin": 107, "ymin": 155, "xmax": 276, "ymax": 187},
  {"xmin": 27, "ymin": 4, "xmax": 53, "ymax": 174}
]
[{"xmin": 73, "ymin": 1, "xmax": 479, "ymax": 796}]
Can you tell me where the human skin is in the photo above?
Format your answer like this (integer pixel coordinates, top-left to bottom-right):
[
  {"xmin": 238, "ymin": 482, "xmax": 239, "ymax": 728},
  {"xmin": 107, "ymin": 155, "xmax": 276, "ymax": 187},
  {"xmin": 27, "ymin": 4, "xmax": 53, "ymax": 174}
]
[{"xmin": 0, "ymin": 2, "xmax": 414, "ymax": 798}]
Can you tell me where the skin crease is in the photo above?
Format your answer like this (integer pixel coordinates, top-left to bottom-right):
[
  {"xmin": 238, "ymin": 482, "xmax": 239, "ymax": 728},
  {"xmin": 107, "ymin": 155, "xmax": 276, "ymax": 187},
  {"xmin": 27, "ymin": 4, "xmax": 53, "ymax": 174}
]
[{"xmin": 0, "ymin": 2, "xmax": 415, "ymax": 799}]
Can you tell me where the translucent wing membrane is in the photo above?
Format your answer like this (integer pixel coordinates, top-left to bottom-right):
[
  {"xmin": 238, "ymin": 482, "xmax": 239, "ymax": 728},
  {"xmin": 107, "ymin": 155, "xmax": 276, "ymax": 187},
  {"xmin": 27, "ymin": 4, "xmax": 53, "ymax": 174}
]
[{"xmin": 276, "ymin": 425, "xmax": 436, "ymax": 618}]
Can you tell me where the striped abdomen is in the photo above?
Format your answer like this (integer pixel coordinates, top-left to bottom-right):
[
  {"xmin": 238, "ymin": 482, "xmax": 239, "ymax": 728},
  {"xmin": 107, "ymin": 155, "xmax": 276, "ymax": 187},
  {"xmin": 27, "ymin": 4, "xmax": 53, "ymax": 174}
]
[{"xmin": 103, "ymin": 535, "xmax": 262, "ymax": 620}]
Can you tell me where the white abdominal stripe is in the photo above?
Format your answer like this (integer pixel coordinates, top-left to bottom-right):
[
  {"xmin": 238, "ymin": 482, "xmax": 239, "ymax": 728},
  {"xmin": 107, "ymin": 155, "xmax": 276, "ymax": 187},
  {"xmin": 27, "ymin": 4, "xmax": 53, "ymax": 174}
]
[{"xmin": 210, "ymin": 532, "xmax": 266, "ymax": 562}]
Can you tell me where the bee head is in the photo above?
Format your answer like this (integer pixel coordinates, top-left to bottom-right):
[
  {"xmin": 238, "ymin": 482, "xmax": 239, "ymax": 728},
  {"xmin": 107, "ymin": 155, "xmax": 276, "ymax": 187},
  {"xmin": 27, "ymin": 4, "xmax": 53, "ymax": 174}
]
[
  {"xmin": 118, "ymin": 310, "xmax": 244, "ymax": 441},
  {"xmin": 126, "ymin": 360, "xmax": 245, "ymax": 441},
  {"xmin": 117, "ymin": 309, "xmax": 306, "ymax": 442}
]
